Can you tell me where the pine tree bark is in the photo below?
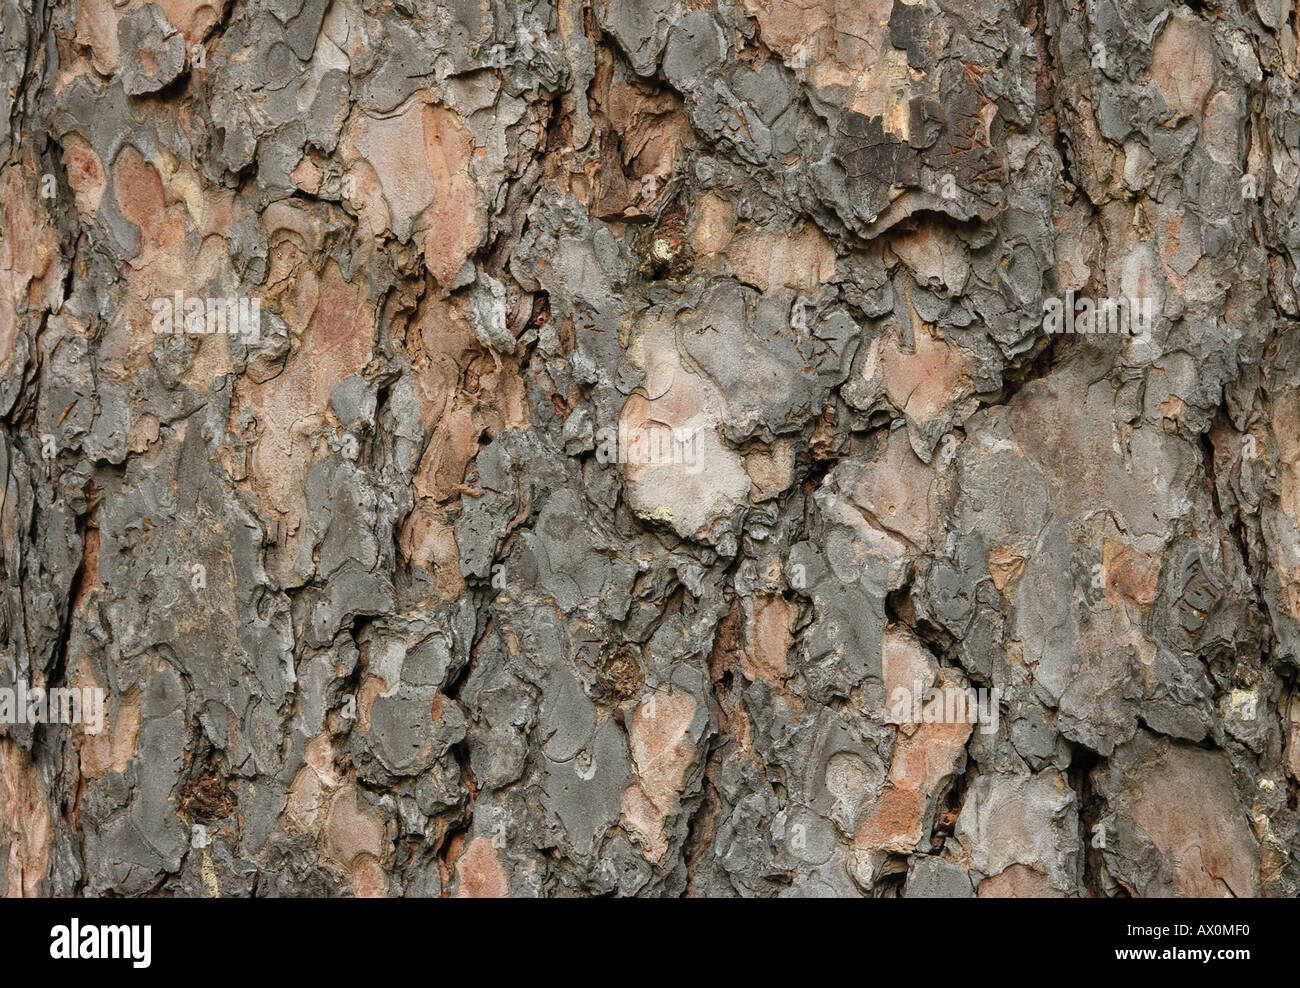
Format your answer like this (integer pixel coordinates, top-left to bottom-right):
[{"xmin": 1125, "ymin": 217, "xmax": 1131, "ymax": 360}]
[{"xmin": 1, "ymin": 0, "xmax": 1298, "ymax": 897}]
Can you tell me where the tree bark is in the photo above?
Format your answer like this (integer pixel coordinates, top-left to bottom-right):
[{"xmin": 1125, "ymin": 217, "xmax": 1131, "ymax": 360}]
[{"xmin": 1, "ymin": 0, "xmax": 1298, "ymax": 897}]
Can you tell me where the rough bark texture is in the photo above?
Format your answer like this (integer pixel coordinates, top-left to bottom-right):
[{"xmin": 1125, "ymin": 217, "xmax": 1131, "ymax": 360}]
[{"xmin": 2, "ymin": 0, "xmax": 1299, "ymax": 898}]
